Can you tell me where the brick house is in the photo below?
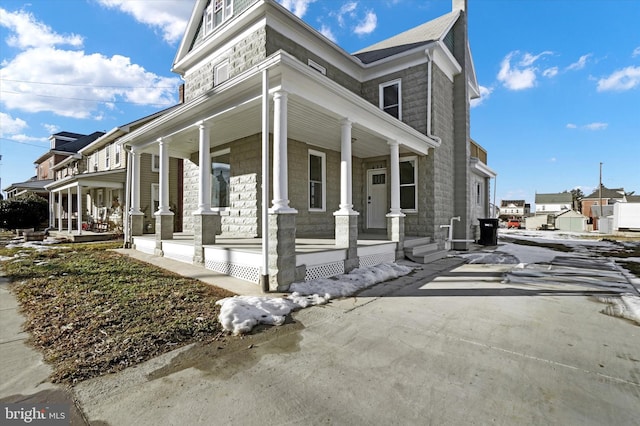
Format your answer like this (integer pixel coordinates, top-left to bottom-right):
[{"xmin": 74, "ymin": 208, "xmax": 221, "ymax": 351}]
[
  {"xmin": 121, "ymin": 0, "xmax": 488, "ymax": 291},
  {"xmin": 581, "ymin": 184, "xmax": 626, "ymax": 230}
]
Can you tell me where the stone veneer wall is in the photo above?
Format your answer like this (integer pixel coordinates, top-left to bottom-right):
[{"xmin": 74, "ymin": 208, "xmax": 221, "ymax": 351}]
[{"xmin": 184, "ymin": 27, "xmax": 267, "ymax": 102}]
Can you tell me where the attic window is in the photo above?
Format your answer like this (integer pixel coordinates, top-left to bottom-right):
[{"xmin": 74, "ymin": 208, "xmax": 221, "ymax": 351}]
[
  {"xmin": 214, "ymin": 60, "xmax": 229, "ymax": 85},
  {"xmin": 308, "ymin": 59, "xmax": 326, "ymax": 75},
  {"xmin": 203, "ymin": 0, "xmax": 233, "ymax": 36}
]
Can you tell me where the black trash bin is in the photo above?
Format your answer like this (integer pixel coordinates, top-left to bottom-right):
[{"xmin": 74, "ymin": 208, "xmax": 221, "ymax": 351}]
[{"xmin": 478, "ymin": 218, "xmax": 499, "ymax": 246}]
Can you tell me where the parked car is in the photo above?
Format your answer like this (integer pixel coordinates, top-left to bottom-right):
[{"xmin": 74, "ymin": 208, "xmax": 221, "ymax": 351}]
[{"xmin": 507, "ymin": 219, "xmax": 521, "ymax": 229}]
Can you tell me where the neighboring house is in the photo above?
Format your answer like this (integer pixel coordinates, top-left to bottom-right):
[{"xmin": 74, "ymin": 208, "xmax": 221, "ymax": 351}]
[
  {"xmin": 3, "ymin": 131, "xmax": 100, "ymax": 200},
  {"xmin": 120, "ymin": 0, "xmax": 485, "ymax": 291},
  {"xmin": 469, "ymin": 139, "xmax": 497, "ymax": 239},
  {"xmin": 499, "ymin": 200, "xmax": 528, "ymax": 221},
  {"xmin": 45, "ymin": 110, "xmax": 180, "ymax": 235},
  {"xmin": 535, "ymin": 192, "xmax": 573, "ymax": 215},
  {"xmin": 581, "ymin": 184, "xmax": 625, "ymax": 230}
]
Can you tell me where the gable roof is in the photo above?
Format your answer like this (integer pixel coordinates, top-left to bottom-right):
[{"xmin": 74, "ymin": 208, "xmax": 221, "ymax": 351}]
[
  {"xmin": 584, "ymin": 185, "xmax": 625, "ymax": 200},
  {"xmin": 535, "ymin": 192, "xmax": 573, "ymax": 204},
  {"xmin": 56, "ymin": 131, "xmax": 105, "ymax": 153},
  {"xmin": 354, "ymin": 11, "xmax": 459, "ymax": 64}
]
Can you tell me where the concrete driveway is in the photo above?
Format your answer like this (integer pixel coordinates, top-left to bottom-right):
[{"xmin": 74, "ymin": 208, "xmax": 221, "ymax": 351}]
[{"xmin": 72, "ymin": 255, "xmax": 640, "ymax": 425}]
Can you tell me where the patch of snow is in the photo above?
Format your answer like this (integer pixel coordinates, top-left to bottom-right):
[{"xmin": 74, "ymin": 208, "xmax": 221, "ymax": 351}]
[
  {"xmin": 597, "ymin": 294, "xmax": 640, "ymax": 325},
  {"xmin": 217, "ymin": 263, "xmax": 413, "ymax": 335}
]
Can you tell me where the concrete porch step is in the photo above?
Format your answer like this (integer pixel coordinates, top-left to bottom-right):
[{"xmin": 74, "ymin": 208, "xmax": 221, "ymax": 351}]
[
  {"xmin": 404, "ymin": 242, "xmax": 439, "ymax": 257},
  {"xmin": 405, "ymin": 248, "xmax": 449, "ymax": 264},
  {"xmin": 404, "ymin": 238, "xmax": 449, "ymax": 264},
  {"xmin": 404, "ymin": 237, "xmax": 432, "ymax": 248}
]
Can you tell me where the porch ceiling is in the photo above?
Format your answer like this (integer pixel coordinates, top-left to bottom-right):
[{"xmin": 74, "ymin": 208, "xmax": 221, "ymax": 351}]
[{"xmin": 161, "ymin": 96, "xmax": 411, "ymax": 159}]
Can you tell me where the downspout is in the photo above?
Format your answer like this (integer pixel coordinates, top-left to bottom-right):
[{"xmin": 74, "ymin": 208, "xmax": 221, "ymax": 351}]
[
  {"xmin": 123, "ymin": 145, "xmax": 133, "ymax": 248},
  {"xmin": 425, "ymin": 48, "xmax": 442, "ymax": 146}
]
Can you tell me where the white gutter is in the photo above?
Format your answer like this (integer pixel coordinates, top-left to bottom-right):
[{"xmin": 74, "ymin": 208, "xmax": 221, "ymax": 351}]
[
  {"xmin": 425, "ymin": 48, "xmax": 442, "ymax": 147},
  {"xmin": 123, "ymin": 146, "xmax": 133, "ymax": 248}
]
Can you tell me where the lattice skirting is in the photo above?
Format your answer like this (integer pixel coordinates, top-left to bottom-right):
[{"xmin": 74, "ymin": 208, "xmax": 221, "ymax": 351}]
[
  {"xmin": 305, "ymin": 261, "xmax": 345, "ymax": 281},
  {"xmin": 359, "ymin": 252, "xmax": 395, "ymax": 268},
  {"xmin": 205, "ymin": 260, "xmax": 261, "ymax": 284}
]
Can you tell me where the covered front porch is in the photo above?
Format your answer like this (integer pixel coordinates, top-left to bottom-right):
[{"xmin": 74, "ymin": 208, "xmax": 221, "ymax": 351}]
[{"xmin": 132, "ymin": 233, "xmax": 399, "ymax": 285}]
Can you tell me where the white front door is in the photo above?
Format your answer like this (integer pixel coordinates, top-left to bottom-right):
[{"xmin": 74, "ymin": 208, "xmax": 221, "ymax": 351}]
[{"xmin": 367, "ymin": 169, "xmax": 387, "ymax": 229}]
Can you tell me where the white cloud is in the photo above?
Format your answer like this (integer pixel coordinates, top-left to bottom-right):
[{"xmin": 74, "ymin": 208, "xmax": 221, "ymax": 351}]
[
  {"xmin": 497, "ymin": 51, "xmax": 538, "ymax": 90},
  {"xmin": 96, "ymin": 0, "xmax": 192, "ymax": 44},
  {"xmin": 0, "ymin": 112, "xmax": 27, "ymax": 136},
  {"xmin": 336, "ymin": 1, "xmax": 358, "ymax": 27},
  {"xmin": 0, "ymin": 7, "xmax": 83, "ymax": 49},
  {"xmin": 567, "ymin": 122, "xmax": 608, "ymax": 131},
  {"xmin": 319, "ymin": 24, "xmax": 337, "ymax": 43},
  {"xmin": 584, "ymin": 122, "xmax": 608, "ymax": 131},
  {"xmin": 597, "ymin": 66, "xmax": 640, "ymax": 91},
  {"xmin": 632, "ymin": 47, "xmax": 640, "ymax": 57},
  {"xmin": 519, "ymin": 51, "xmax": 552, "ymax": 67},
  {"xmin": 542, "ymin": 67, "xmax": 558, "ymax": 78},
  {"xmin": 1, "ymin": 47, "xmax": 179, "ymax": 118},
  {"xmin": 566, "ymin": 54, "xmax": 591, "ymax": 71},
  {"xmin": 470, "ymin": 85, "xmax": 492, "ymax": 108},
  {"xmin": 43, "ymin": 123, "xmax": 60, "ymax": 134},
  {"xmin": 549, "ymin": 157, "xmax": 557, "ymax": 163},
  {"xmin": 279, "ymin": 0, "xmax": 317, "ymax": 19},
  {"xmin": 0, "ymin": 8, "xmax": 180, "ymax": 119},
  {"xmin": 354, "ymin": 11, "xmax": 377, "ymax": 35}
]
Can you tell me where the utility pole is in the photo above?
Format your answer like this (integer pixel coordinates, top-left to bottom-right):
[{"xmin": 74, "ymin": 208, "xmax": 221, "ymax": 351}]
[{"xmin": 599, "ymin": 162, "xmax": 603, "ymax": 220}]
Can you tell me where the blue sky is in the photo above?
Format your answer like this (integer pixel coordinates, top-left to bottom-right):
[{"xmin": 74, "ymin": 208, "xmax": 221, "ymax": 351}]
[{"xmin": 1, "ymin": 0, "xmax": 639, "ymax": 208}]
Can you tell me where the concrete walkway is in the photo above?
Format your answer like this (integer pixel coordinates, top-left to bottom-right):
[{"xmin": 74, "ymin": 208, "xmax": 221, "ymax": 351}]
[
  {"xmin": 2, "ymin": 253, "xmax": 640, "ymax": 425},
  {"xmin": 0, "ymin": 276, "xmax": 87, "ymax": 425}
]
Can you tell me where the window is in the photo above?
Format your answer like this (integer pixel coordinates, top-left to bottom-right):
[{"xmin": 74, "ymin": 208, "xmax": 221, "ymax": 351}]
[
  {"xmin": 203, "ymin": 0, "xmax": 233, "ymax": 36},
  {"xmin": 152, "ymin": 154, "xmax": 160, "ymax": 172},
  {"xmin": 211, "ymin": 150, "xmax": 230, "ymax": 208},
  {"xmin": 214, "ymin": 60, "xmax": 230, "ymax": 85},
  {"xmin": 399, "ymin": 157, "xmax": 417, "ymax": 211},
  {"xmin": 476, "ymin": 183, "xmax": 482, "ymax": 205},
  {"xmin": 114, "ymin": 143, "xmax": 121, "ymax": 165},
  {"xmin": 105, "ymin": 145, "xmax": 110, "ymax": 168},
  {"xmin": 379, "ymin": 79, "xmax": 402, "ymax": 119},
  {"xmin": 308, "ymin": 59, "xmax": 326, "ymax": 75},
  {"xmin": 151, "ymin": 184, "xmax": 159, "ymax": 213},
  {"xmin": 309, "ymin": 150, "xmax": 326, "ymax": 211}
]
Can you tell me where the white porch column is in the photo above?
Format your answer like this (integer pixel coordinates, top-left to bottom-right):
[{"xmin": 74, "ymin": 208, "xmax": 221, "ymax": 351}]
[
  {"xmin": 387, "ymin": 140, "xmax": 404, "ymax": 216},
  {"xmin": 157, "ymin": 137, "xmax": 170, "ymax": 214},
  {"xmin": 130, "ymin": 149, "xmax": 141, "ymax": 214},
  {"xmin": 57, "ymin": 191, "xmax": 62, "ymax": 231},
  {"xmin": 387, "ymin": 140, "xmax": 405, "ymax": 258},
  {"xmin": 270, "ymin": 90, "xmax": 295, "ymax": 213},
  {"xmin": 67, "ymin": 187, "xmax": 72, "ymax": 232},
  {"xmin": 48, "ymin": 192, "xmax": 54, "ymax": 228},
  {"xmin": 337, "ymin": 119, "xmax": 355, "ymax": 213},
  {"xmin": 196, "ymin": 121, "xmax": 212, "ymax": 213},
  {"xmin": 76, "ymin": 184, "xmax": 83, "ymax": 235}
]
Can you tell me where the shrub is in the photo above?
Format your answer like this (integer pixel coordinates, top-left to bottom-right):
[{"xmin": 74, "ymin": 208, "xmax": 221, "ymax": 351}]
[{"xmin": 0, "ymin": 193, "xmax": 49, "ymax": 230}]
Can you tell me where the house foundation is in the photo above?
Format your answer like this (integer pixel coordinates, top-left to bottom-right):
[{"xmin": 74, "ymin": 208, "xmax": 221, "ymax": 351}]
[
  {"xmin": 268, "ymin": 212, "xmax": 297, "ymax": 292},
  {"xmin": 193, "ymin": 212, "xmax": 220, "ymax": 264},
  {"xmin": 334, "ymin": 213, "xmax": 359, "ymax": 272}
]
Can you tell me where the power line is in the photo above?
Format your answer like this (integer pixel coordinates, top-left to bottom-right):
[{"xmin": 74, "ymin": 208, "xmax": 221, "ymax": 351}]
[
  {"xmin": 0, "ymin": 77, "xmax": 177, "ymax": 90},
  {"xmin": 0, "ymin": 90, "xmax": 174, "ymax": 107},
  {"xmin": 0, "ymin": 137, "xmax": 49, "ymax": 149}
]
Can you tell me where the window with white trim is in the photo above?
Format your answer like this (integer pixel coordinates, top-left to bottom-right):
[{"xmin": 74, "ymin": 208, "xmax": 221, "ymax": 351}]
[
  {"xmin": 152, "ymin": 154, "xmax": 160, "ymax": 172},
  {"xmin": 399, "ymin": 156, "xmax": 417, "ymax": 211},
  {"xmin": 379, "ymin": 79, "xmax": 402, "ymax": 119},
  {"xmin": 203, "ymin": 0, "xmax": 233, "ymax": 36},
  {"xmin": 114, "ymin": 143, "xmax": 121, "ymax": 166},
  {"xmin": 214, "ymin": 60, "xmax": 230, "ymax": 86},
  {"xmin": 105, "ymin": 144, "xmax": 110, "ymax": 169},
  {"xmin": 308, "ymin": 150, "xmax": 326, "ymax": 211},
  {"xmin": 151, "ymin": 183, "xmax": 159, "ymax": 213},
  {"xmin": 211, "ymin": 149, "xmax": 230, "ymax": 208}
]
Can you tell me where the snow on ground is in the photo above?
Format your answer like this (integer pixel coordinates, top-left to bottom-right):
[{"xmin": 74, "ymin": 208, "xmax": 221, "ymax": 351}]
[
  {"xmin": 597, "ymin": 293, "xmax": 640, "ymax": 325},
  {"xmin": 217, "ymin": 263, "xmax": 413, "ymax": 335}
]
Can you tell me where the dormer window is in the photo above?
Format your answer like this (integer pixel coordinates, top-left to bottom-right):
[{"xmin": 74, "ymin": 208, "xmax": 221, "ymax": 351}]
[{"xmin": 203, "ymin": 0, "xmax": 233, "ymax": 36}]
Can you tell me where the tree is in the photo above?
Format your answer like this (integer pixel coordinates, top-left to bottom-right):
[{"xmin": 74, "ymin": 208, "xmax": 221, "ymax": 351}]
[
  {"xmin": 569, "ymin": 188, "xmax": 584, "ymax": 211},
  {"xmin": 0, "ymin": 193, "xmax": 49, "ymax": 231}
]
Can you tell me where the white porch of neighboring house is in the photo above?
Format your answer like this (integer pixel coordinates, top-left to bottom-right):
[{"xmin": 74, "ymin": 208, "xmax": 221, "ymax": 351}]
[
  {"xmin": 46, "ymin": 171, "xmax": 125, "ymax": 235},
  {"xmin": 121, "ymin": 52, "xmax": 439, "ymax": 291}
]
